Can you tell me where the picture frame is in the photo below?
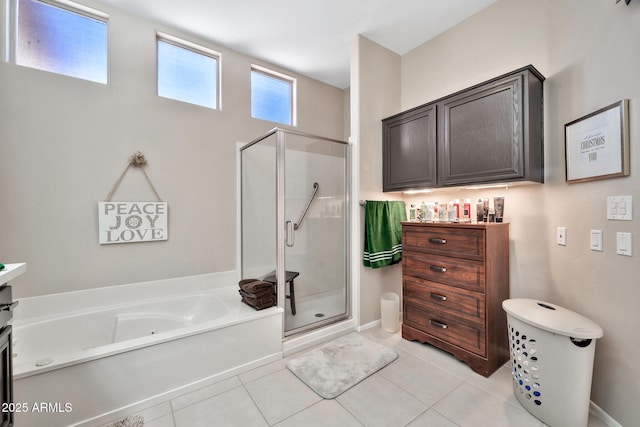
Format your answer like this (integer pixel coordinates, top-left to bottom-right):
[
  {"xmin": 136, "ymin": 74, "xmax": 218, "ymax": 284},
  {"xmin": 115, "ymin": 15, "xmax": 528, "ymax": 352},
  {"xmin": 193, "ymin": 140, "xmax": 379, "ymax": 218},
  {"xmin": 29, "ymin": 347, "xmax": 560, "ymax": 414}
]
[{"xmin": 565, "ymin": 99, "xmax": 630, "ymax": 183}]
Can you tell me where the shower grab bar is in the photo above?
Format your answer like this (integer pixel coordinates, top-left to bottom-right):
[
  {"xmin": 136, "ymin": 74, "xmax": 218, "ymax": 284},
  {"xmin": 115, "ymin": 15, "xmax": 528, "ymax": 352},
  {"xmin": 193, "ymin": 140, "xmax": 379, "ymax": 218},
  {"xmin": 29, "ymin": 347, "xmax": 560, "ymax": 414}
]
[{"xmin": 293, "ymin": 182, "xmax": 319, "ymax": 231}]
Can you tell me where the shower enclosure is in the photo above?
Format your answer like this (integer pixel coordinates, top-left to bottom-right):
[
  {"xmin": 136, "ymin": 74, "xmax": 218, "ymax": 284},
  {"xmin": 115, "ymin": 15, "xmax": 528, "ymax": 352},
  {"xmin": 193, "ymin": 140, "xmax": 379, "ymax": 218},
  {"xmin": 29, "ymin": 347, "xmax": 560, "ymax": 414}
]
[{"xmin": 240, "ymin": 128, "xmax": 350, "ymax": 336}]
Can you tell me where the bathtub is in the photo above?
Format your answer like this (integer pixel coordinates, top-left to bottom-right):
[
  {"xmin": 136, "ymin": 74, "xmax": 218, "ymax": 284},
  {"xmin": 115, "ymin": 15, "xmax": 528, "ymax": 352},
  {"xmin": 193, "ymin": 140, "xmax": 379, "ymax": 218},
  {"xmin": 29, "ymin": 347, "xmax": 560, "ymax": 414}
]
[{"xmin": 12, "ymin": 272, "xmax": 283, "ymax": 427}]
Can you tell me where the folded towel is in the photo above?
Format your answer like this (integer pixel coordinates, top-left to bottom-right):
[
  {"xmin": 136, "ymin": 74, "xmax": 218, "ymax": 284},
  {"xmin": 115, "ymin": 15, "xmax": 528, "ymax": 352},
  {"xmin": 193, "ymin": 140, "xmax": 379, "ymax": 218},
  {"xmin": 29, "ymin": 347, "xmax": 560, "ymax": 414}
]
[
  {"xmin": 363, "ymin": 201, "xmax": 407, "ymax": 268},
  {"xmin": 239, "ymin": 289, "xmax": 275, "ymax": 303},
  {"xmin": 240, "ymin": 280, "xmax": 275, "ymax": 295},
  {"xmin": 240, "ymin": 291, "xmax": 276, "ymax": 310},
  {"xmin": 239, "ymin": 278, "xmax": 259, "ymax": 287},
  {"xmin": 238, "ymin": 286, "xmax": 273, "ymax": 299}
]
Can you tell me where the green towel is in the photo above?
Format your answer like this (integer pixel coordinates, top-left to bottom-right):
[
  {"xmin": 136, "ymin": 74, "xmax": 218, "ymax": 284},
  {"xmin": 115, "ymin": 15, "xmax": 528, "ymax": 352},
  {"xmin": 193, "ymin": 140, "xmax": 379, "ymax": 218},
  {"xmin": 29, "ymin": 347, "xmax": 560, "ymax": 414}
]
[{"xmin": 363, "ymin": 201, "xmax": 407, "ymax": 268}]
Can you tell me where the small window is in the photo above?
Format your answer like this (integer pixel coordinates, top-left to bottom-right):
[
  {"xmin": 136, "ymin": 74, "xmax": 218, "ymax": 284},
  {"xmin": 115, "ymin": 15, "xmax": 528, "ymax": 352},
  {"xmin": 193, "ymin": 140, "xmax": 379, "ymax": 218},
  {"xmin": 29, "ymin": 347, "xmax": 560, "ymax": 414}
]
[
  {"xmin": 157, "ymin": 34, "xmax": 219, "ymax": 109},
  {"xmin": 14, "ymin": 0, "xmax": 108, "ymax": 84},
  {"xmin": 251, "ymin": 66, "xmax": 295, "ymax": 126}
]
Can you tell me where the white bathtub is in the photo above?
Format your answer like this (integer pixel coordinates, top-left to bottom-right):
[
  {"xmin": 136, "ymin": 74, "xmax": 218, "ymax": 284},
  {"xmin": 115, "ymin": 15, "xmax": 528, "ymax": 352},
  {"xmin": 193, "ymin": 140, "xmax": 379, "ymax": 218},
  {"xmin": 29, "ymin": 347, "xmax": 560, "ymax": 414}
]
[{"xmin": 12, "ymin": 272, "xmax": 283, "ymax": 427}]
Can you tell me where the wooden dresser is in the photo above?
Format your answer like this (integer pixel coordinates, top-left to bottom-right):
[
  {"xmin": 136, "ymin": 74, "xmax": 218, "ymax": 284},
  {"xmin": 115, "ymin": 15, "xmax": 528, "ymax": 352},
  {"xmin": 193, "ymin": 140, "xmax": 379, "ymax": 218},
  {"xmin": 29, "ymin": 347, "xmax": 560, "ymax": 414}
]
[{"xmin": 401, "ymin": 222, "xmax": 509, "ymax": 377}]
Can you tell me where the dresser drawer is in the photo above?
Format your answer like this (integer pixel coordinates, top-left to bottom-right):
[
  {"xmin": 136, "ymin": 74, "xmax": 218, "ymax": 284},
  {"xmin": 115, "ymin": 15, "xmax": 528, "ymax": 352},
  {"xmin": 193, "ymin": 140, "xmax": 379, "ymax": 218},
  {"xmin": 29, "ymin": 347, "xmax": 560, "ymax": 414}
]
[
  {"xmin": 403, "ymin": 252, "xmax": 485, "ymax": 292},
  {"xmin": 403, "ymin": 225, "xmax": 485, "ymax": 261},
  {"xmin": 404, "ymin": 302, "xmax": 486, "ymax": 356},
  {"xmin": 403, "ymin": 276, "xmax": 484, "ymax": 324}
]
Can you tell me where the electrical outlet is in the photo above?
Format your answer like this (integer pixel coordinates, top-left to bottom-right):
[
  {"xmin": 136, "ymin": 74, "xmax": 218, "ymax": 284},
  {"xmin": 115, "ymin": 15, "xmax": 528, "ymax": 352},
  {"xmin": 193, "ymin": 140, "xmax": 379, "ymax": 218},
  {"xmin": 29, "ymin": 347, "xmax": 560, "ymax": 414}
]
[{"xmin": 557, "ymin": 227, "xmax": 567, "ymax": 246}]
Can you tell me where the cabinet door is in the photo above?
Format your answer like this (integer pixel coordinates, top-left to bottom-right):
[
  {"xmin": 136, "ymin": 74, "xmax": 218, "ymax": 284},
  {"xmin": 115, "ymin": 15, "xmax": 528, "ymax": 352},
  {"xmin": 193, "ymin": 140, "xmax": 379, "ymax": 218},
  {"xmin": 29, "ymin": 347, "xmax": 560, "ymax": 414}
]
[
  {"xmin": 383, "ymin": 104, "xmax": 436, "ymax": 191},
  {"xmin": 439, "ymin": 73, "xmax": 525, "ymax": 186}
]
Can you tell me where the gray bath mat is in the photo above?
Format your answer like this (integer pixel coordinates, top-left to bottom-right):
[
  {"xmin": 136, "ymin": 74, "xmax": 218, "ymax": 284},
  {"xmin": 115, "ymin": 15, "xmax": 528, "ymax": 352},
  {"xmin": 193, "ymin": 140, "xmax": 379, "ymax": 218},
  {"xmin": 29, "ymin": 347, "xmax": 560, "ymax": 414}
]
[{"xmin": 286, "ymin": 333, "xmax": 398, "ymax": 399}]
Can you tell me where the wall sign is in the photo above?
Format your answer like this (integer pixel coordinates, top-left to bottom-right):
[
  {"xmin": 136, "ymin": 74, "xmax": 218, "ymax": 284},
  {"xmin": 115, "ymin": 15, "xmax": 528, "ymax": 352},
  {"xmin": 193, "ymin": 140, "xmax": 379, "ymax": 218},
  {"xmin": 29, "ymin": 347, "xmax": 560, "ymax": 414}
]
[
  {"xmin": 98, "ymin": 202, "xmax": 168, "ymax": 244},
  {"xmin": 565, "ymin": 99, "xmax": 630, "ymax": 183}
]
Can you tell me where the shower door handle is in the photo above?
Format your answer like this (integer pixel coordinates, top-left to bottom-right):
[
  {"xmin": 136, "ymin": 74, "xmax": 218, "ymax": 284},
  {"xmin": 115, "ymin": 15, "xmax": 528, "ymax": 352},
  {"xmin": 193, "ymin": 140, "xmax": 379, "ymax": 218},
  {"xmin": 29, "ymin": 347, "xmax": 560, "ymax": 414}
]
[{"xmin": 285, "ymin": 220, "xmax": 295, "ymax": 247}]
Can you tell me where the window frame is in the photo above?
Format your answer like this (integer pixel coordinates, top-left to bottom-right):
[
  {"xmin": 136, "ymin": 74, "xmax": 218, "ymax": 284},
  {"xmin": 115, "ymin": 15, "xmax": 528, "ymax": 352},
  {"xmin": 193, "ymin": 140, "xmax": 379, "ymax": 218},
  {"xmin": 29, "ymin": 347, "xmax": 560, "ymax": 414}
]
[
  {"xmin": 156, "ymin": 32, "xmax": 221, "ymax": 110},
  {"xmin": 7, "ymin": 0, "xmax": 110, "ymax": 83},
  {"xmin": 251, "ymin": 64, "xmax": 297, "ymax": 126}
]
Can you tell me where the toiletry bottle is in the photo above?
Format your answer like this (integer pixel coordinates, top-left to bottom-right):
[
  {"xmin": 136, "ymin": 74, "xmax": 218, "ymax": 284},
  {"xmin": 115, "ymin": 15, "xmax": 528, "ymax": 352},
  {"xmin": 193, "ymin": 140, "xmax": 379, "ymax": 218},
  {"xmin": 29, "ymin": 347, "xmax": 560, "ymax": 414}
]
[
  {"xmin": 482, "ymin": 198, "xmax": 489, "ymax": 222},
  {"xmin": 409, "ymin": 204, "xmax": 416, "ymax": 221},
  {"xmin": 448, "ymin": 203, "xmax": 456, "ymax": 221},
  {"xmin": 453, "ymin": 199, "xmax": 460, "ymax": 219},
  {"xmin": 463, "ymin": 198, "xmax": 471, "ymax": 219},
  {"xmin": 476, "ymin": 199, "xmax": 484, "ymax": 223},
  {"xmin": 439, "ymin": 203, "xmax": 447, "ymax": 221},
  {"xmin": 433, "ymin": 202, "xmax": 439, "ymax": 220},
  {"xmin": 494, "ymin": 197, "xmax": 505, "ymax": 223},
  {"xmin": 420, "ymin": 201, "xmax": 429, "ymax": 222}
]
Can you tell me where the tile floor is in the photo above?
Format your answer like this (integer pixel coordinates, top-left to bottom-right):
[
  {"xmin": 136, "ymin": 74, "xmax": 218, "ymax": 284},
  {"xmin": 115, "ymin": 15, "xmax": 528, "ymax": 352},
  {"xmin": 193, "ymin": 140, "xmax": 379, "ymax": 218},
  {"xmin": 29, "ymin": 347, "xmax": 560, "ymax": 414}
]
[{"xmin": 107, "ymin": 327, "xmax": 609, "ymax": 427}]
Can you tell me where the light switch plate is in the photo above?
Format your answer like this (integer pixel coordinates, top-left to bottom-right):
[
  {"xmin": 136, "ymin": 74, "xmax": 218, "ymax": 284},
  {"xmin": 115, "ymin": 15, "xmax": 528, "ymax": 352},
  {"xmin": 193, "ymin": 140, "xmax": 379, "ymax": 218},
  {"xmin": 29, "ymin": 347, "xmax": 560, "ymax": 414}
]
[
  {"xmin": 557, "ymin": 227, "xmax": 567, "ymax": 246},
  {"xmin": 590, "ymin": 230, "xmax": 603, "ymax": 251},
  {"xmin": 607, "ymin": 195, "xmax": 632, "ymax": 220},
  {"xmin": 616, "ymin": 232, "xmax": 632, "ymax": 256}
]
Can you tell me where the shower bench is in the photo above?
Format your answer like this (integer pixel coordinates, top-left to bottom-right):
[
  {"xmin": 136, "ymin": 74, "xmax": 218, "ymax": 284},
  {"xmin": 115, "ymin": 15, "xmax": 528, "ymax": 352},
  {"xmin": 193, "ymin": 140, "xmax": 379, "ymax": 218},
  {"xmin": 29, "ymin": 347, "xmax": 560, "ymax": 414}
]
[{"xmin": 263, "ymin": 270, "xmax": 299, "ymax": 315}]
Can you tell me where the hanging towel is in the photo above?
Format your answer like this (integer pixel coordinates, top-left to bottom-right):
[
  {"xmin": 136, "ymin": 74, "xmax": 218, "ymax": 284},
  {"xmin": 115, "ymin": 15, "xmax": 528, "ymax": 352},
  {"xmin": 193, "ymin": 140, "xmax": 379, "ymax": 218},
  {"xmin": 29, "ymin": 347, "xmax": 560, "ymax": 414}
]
[{"xmin": 363, "ymin": 201, "xmax": 407, "ymax": 268}]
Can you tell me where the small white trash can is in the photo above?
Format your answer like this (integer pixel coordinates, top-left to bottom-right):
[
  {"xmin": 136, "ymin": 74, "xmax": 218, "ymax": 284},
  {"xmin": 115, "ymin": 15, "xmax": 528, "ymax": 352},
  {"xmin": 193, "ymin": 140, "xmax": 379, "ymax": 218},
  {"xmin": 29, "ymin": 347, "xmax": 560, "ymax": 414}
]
[
  {"xmin": 380, "ymin": 292, "xmax": 400, "ymax": 333},
  {"xmin": 502, "ymin": 298, "xmax": 603, "ymax": 427}
]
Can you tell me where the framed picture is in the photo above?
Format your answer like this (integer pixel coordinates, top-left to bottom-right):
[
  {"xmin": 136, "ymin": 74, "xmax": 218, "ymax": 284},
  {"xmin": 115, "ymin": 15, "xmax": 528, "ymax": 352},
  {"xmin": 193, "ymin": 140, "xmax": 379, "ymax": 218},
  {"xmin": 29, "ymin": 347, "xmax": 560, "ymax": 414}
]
[{"xmin": 565, "ymin": 99, "xmax": 630, "ymax": 183}]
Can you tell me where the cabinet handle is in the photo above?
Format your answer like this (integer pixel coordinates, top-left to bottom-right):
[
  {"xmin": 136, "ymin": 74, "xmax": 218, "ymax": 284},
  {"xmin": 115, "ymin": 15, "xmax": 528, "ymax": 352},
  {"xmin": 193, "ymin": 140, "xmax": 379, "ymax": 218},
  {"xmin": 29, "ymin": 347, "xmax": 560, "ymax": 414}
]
[
  {"xmin": 429, "ymin": 265, "xmax": 447, "ymax": 273},
  {"xmin": 430, "ymin": 292, "xmax": 447, "ymax": 302},
  {"xmin": 429, "ymin": 238, "xmax": 447, "ymax": 244},
  {"xmin": 429, "ymin": 319, "xmax": 448, "ymax": 329}
]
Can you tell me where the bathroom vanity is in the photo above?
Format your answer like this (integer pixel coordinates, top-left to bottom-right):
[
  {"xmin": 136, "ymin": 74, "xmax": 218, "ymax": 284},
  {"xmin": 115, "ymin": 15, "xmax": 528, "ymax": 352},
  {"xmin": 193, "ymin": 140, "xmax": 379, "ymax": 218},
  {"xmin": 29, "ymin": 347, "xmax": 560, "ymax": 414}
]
[{"xmin": 401, "ymin": 223, "xmax": 509, "ymax": 377}]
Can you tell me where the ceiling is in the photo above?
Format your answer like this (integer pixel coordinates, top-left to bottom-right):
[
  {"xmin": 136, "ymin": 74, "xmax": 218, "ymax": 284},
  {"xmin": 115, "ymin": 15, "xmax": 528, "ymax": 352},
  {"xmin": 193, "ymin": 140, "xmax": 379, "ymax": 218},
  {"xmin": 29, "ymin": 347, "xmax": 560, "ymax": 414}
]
[{"xmin": 99, "ymin": 0, "xmax": 497, "ymax": 89}]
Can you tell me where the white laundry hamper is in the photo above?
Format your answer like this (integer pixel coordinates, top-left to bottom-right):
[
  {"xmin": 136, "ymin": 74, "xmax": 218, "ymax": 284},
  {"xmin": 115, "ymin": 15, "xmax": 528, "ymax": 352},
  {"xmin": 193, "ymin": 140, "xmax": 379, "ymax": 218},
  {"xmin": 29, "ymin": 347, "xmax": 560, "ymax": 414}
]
[{"xmin": 502, "ymin": 299, "xmax": 603, "ymax": 427}]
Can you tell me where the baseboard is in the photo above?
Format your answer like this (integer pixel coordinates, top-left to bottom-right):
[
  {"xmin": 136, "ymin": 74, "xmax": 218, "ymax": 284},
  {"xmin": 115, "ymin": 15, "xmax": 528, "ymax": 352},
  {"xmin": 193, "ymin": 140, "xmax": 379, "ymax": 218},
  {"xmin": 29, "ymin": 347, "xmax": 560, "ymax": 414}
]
[
  {"xmin": 357, "ymin": 319, "xmax": 380, "ymax": 332},
  {"xmin": 590, "ymin": 401, "xmax": 622, "ymax": 427}
]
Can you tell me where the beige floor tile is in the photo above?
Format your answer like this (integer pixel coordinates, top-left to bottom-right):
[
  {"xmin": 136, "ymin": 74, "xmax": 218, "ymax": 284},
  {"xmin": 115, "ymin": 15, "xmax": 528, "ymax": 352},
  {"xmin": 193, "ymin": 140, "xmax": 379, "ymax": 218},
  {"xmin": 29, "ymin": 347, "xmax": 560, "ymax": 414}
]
[
  {"xmin": 171, "ymin": 376, "xmax": 242, "ymax": 411},
  {"xmin": 407, "ymin": 409, "xmax": 460, "ymax": 427},
  {"xmin": 273, "ymin": 399, "xmax": 362, "ymax": 427},
  {"xmin": 244, "ymin": 369, "xmax": 322, "ymax": 425},
  {"xmin": 173, "ymin": 386, "xmax": 268, "ymax": 427},
  {"xmin": 378, "ymin": 353, "xmax": 465, "ymax": 406},
  {"xmin": 433, "ymin": 382, "xmax": 544, "ymax": 427},
  {"xmin": 336, "ymin": 373, "xmax": 427, "ymax": 427},
  {"xmin": 143, "ymin": 414, "xmax": 175, "ymax": 427}
]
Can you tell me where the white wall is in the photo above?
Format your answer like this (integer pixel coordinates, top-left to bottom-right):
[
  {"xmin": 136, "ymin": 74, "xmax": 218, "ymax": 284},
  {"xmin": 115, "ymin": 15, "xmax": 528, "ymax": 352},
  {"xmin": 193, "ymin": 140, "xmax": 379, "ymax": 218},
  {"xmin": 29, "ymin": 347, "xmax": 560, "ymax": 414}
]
[
  {"xmin": 351, "ymin": 35, "xmax": 403, "ymax": 326},
  {"xmin": 358, "ymin": 0, "xmax": 638, "ymax": 424},
  {"xmin": 0, "ymin": 0, "xmax": 345, "ymax": 298}
]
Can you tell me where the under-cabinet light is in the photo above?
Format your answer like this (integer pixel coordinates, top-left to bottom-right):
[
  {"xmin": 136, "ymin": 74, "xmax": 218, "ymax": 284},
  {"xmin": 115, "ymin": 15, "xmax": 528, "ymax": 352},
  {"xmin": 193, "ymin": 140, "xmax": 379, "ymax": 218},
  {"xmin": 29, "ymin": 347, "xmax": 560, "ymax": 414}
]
[
  {"xmin": 465, "ymin": 184, "xmax": 510, "ymax": 190},
  {"xmin": 403, "ymin": 189, "xmax": 433, "ymax": 195}
]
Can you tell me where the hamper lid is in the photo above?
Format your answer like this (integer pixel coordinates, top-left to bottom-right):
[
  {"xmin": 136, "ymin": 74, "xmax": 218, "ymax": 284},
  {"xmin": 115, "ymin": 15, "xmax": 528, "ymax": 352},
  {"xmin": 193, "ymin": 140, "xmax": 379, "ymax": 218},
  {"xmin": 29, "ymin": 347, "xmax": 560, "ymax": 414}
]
[{"xmin": 502, "ymin": 298, "xmax": 603, "ymax": 339}]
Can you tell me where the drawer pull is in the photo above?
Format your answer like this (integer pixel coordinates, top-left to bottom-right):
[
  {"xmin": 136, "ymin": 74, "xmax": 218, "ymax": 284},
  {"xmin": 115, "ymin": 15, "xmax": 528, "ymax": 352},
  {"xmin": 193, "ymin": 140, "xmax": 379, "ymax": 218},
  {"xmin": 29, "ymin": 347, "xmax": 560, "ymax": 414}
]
[
  {"xmin": 430, "ymin": 319, "xmax": 448, "ymax": 329},
  {"xmin": 429, "ymin": 265, "xmax": 447, "ymax": 273},
  {"xmin": 429, "ymin": 238, "xmax": 447, "ymax": 244},
  {"xmin": 429, "ymin": 292, "xmax": 447, "ymax": 302},
  {"xmin": 0, "ymin": 301, "xmax": 18, "ymax": 311}
]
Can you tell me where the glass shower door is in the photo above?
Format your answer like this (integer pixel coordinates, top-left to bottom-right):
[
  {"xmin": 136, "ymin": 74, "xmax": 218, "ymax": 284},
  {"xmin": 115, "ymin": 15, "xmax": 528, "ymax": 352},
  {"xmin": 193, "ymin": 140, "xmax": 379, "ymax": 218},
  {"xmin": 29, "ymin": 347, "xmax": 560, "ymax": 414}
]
[
  {"xmin": 241, "ymin": 134, "xmax": 277, "ymax": 290},
  {"xmin": 282, "ymin": 132, "xmax": 349, "ymax": 335}
]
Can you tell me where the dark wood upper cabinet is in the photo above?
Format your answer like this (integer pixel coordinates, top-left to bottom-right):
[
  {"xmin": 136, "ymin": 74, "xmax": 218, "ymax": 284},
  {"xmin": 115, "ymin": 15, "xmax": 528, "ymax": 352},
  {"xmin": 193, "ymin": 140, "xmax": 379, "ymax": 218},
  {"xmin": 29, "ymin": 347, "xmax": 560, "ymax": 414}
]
[
  {"xmin": 382, "ymin": 65, "xmax": 544, "ymax": 191},
  {"xmin": 383, "ymin": 103, "xmax": 437, "ymax": 191}
]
